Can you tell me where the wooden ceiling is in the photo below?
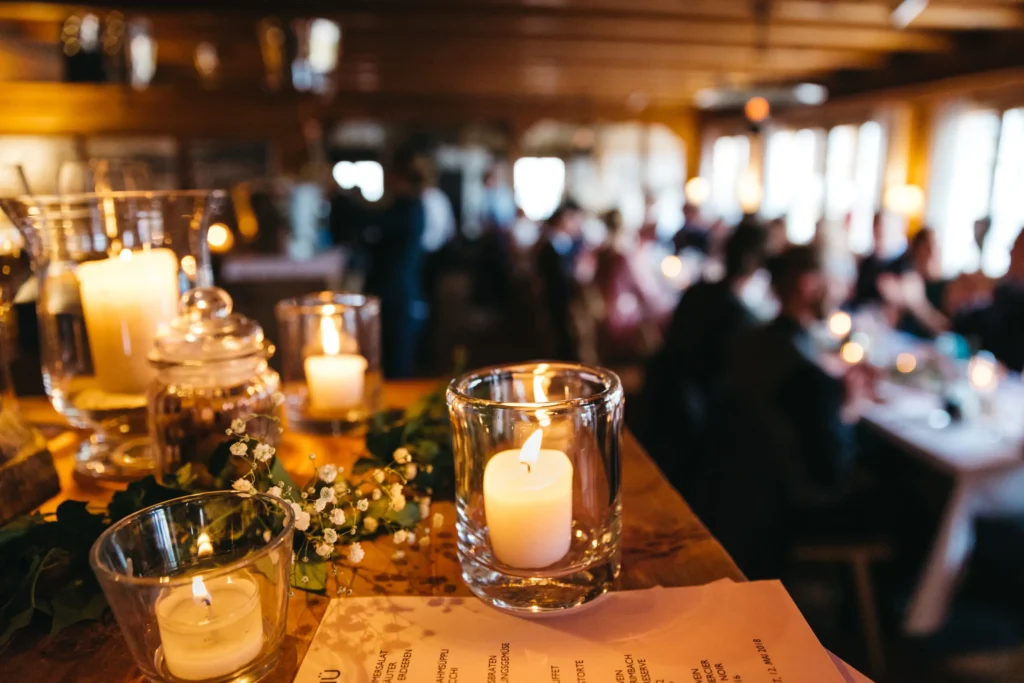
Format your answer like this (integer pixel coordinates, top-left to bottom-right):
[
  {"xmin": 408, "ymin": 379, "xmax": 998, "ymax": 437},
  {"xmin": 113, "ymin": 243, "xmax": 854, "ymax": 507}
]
[{"xmin": 1, "ymin": 1, "xmax": 1024, "ymax": 111}]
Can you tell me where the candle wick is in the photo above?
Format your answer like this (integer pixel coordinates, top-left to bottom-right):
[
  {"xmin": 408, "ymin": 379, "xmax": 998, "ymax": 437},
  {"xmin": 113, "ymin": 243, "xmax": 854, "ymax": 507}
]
[{"xmin": 521, "ymin": 461, "xmax": 531, "ymax": 475}]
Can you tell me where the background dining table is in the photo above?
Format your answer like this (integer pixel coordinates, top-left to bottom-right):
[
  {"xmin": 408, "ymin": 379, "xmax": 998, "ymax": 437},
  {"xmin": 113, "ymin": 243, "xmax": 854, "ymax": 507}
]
[{"xmin": 3, "ymin": 380, "xmax": 745, "ymax": 683}]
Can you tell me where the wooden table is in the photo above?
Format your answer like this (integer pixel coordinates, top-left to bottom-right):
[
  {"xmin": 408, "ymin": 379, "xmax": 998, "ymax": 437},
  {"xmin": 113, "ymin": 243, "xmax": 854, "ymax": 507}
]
[{"xmin": 4, "ymin": 381, "xmax": 743, "ymax": 683}]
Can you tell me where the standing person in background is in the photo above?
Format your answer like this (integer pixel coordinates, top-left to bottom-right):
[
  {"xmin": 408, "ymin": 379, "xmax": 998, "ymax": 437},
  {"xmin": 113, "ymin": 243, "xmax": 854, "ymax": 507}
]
[
  {"xmin": 479, "ymin": 165, "xmax": 516, "ymax": 232},
  {"xmin": 535, "ymin": 200, "xmax": 585, "ymax": 360},
  {"xmin": 636, "ymin": 221, "xmax": 769, "ymax": 497},
  {"xmin": 361, "ymin": 146, "xmax": 427, "ymax": 378},
  {"xmin": 475, "ymin": 165, "xmax": 516, "ymax": 308},
  {"xmin": 673, "ymin": 203, "xmax": 711, "ymax": 255}
]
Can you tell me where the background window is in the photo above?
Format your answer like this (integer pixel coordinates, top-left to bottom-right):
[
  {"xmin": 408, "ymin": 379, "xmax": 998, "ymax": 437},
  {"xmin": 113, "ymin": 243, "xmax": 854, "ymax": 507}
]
[{"xmin": 514, "ymin": 157, "xmax": 565, "ymax": 221}]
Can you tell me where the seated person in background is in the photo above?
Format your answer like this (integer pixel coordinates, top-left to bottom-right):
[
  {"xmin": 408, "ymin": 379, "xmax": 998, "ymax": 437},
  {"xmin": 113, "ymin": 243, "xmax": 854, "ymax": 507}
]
[
  {"xmin": 895, "ymin": 228, "xmax": 950, "ymax": 338},
  {"xmin": 956, "ymin": 229, "xmax": 1024, "ymax": 372},
  {"xmin": 765, "ymin": 216, "xmax": 789, "ymax": 256},
  {"xmin": 852, "ymin": 212, "xmax": 891, "ymax": 309},
  {"xmin": 636, "ymin": 220, "xmax": 768, "ymax": 495},
  {"xmin": 672, "ymin": 203, "xmax": 711, "ymax": 255},
  {"xmin": 712, "ymin": 245, "xmax": 878, "ymax": 576},
  {"xmin": 535, "ymin": 201, "xmax": 585, "ymax": 360}
]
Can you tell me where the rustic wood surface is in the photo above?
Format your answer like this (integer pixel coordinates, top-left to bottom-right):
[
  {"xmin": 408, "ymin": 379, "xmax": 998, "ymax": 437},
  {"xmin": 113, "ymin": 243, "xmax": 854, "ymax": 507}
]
[{"xmin": 3, "ymin": 381, "xmax": 743, "ymax": 683}]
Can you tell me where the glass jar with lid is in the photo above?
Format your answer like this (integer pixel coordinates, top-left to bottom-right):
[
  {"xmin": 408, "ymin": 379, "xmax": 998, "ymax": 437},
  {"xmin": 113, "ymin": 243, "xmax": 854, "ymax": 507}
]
[{"xmin": 149, "ymin": 287, "xmax": 280, "ymax": 482}]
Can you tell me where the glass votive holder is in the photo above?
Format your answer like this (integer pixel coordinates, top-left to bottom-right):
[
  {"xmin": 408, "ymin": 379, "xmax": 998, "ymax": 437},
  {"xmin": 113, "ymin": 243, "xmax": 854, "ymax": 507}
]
[
  {"xmin": 275, "ymin": 292, "xmax": 381, "ymax": 434},
  {"xmin": 446, "ymin": 362, "xmax": 624, "ymax": 614},
  {"xmin": 90, "ymin": 492, "xmax": 295, "ymax": 683}
]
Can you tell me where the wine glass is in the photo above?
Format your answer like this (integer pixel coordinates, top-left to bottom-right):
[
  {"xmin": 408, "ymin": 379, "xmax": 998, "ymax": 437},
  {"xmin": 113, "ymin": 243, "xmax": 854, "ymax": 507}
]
[{"xmin": 0, "ymin": 164, "xmax": 45, "ymax": 463}]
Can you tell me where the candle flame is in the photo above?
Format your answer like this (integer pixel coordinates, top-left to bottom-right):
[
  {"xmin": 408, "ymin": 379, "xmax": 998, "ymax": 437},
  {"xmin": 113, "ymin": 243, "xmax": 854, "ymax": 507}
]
[
  {"xmin": 969, "ymin": 355, "xmax": 997, "ymax": 392},
  {"xmin": 519, "ymin": 428, "xmax": 543, "ymax": 468},
  {"xmin": 191, "ymin": 575, "xmax": 212, "ymax": 607},
  {"xmin": 118, "ymin": 248, "xmax": 132, "ymax": 262},
  {"xmin": 320, "ymin": 316, "xmax": 340, "ymax": 356},
  {"xmin": 196, "ymin": 532, "xmax": 214, "ymax": 558}
]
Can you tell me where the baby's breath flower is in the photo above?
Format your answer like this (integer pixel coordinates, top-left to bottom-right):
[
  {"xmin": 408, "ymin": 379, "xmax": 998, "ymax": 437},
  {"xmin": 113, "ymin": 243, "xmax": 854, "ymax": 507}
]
[
  {"xmin": 315, "ymin": 543, "xmax": 333, "ymax": 558},
  {"xmin": 393, "ymin": 447, "xmax": 411, "ymax": 464},
  {"xmin": 314, "ymin": 497, "xmax": 329, "ymax": 513},
  {"xmin": 319, "ymin": 487, "xmax": 336, "ymax": 503},
  {"xmin": 356, "ymin": 498, "xmax": 369, "ymax": 512},
  {"xmin": 329, "ymin": 507, "xmax": 345, "ymax": 526},
  {"xmin": 371, "ymin": 488, "xmax": 382, "ymax": 501},
  {"xmin": 363, "ymin": 516, "xmax": 379, "ymax": 533},
  {"xmin": 300, "ymin": 575, "xmax": 309, "ymax": 584},
  {"xmin": 390, "ymin": 494, "xmax": 407, "ymax": 512},
  {"xmin": 418, "ymin": 496, "xmax": 431, "ymax": 520},
  {"xmin": 319, "ymin": 464, "xmax": 338, "ymax": 484},
  {"xmin": 425, "ymin": 464, "xmax": 433, "ymax": 474},
  {"xmin": 390, "ymin": 482, "xmax": 404, "ymax": 497},
  {"xmin": 229, "ymin": 442, "xmax": 248, "ymax": 457},
  {"xmin": 230, "ymin": 418, "xmax": 247, "ymax": 434},
  {"xmin": 290, "ymin": 502, "xmax": 311, "ymax": 531},
  {"xmin": 267, "ymin": 486, "xmax": 282, "ymax": 499},
  {"xmin": 393, "ymin": 529, "xmax": 409, "ymax": 544},
  {"xmin": 418, "ymin": 537, "xmax": 431, "ymax": 548},
  {"xmin": 253, "ymin": 443, "xmax": 275, "ymax": 462},
  {"xmin": 406, "ymin": 531, "xmax": 416, "ymax": 545},
  {"xmin": 308, "ymin": 452, "xmax": 317, "ymax": 461},
  {"xmin": 348, "ymin": 542, "xmax": 365, "ymax": 564},
  {"xmin": 432, "ymin": 512, "xmax": 444, "ymax": 529},
  {"xmin": 372, "ymin": 469, "xmax": 385, "ymax": 484},
  {"xmin": 333, "ymin": 480, "xmax": 349, "ymax": 495},
  {"xmin": 405, "ymin": 464, "xmax": 418, "ymax": 480},
  {"xmin": 392, "ymin": 550, "xmax": 406, "ymax": 561},
  {"xmin": 323, "ymin": 528, "xmax": 338, "ymax": 544},
  {"xmin": 232, "ymin": 478, "xmax": 253, "ymax": 493}
]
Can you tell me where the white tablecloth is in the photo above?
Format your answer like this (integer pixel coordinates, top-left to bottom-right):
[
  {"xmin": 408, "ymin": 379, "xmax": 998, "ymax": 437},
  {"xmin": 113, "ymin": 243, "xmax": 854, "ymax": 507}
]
[{"xmin": 861, "ymin": 381, "xmax": 1024, "ymax": 636}]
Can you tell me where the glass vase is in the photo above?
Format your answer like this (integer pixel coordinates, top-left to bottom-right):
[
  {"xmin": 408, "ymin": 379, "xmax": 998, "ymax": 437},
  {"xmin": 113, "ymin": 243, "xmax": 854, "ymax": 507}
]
[
  {"xmin": 90, "ymin": 491, "xmax": 295, "ymax": 683},
  {"xmin": 275, "ymin": 292, "xmax": 381, "ymax": 434},
  {"xmin": 0, "ymin": 190, "xmax": 226, "ymax": 482},
  {"xmin": 446, "ymin": 362, "xmax": 624, "ymax": 613}
]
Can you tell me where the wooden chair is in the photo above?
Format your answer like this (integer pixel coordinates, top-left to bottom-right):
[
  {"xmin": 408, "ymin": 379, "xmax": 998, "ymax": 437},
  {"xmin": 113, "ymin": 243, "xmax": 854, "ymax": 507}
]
[{"xmin": 793, "ymin": 541, "xmax": 893, "ymax": 676}]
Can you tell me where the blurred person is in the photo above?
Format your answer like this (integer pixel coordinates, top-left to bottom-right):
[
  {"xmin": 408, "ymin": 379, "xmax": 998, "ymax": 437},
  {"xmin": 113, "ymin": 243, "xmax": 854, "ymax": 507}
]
[
  {"xmin": 710, "ymin": 244, "xmax": 882, "ymax": 576},
  {"xmin": 636, "ymin": 220, "xmax": 769, "ymax": 495},
  {"xmin": 766, "ymin": 216, "xmax": 789, "ymax": 255},
  {"xmin": 896, "ymin": 227, "xmax": 950, "ymax": 338},
  {"xmin": 536, "ymin": 200, "xmax": 585, "ymax": 360},
  {"xmin": 361, "ymin": 146, "xmax": 427, "ymax": 378},
  {"xmin": 851, "ymin": 212, "xmax": 890, "ymax": 308},
  {"xmin": 672, "ymin": 203, "xmax": 711, "ymax": 255},
  {"xmin": 956, "ymin": 229, "xmax": 1024, "ymax": 372},
  {"xmin": 479, "ymin": 165, "xmax": 516, "ymax": 232}
]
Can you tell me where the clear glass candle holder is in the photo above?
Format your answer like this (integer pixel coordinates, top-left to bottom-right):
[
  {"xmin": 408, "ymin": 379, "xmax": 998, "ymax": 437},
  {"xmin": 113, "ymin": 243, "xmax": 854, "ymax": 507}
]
[
  {"xmin": 446, "ymin": 362, "xmax": 624, "ymax": 614},
  {"xmin": 0, "ymin": 190, "xmax": 226, "ymax": 482},
  {"xmin": 90, "ymin": 492, "xmax": 295, "ymax": 683},
  {"xmin": 275, "ymin": 292, "xmax": 381, "ymax": 434}
]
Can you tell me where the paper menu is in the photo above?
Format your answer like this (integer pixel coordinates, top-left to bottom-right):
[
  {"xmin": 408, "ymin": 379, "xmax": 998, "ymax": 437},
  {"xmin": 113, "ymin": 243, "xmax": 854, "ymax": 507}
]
[{"xmin": 295, "ymin": 580, "xmax": 850, "ymax": 683}]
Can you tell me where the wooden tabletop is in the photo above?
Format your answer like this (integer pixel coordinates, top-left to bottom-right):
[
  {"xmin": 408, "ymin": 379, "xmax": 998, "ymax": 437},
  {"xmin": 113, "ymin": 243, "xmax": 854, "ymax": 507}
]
[{"xmin": 4, "ymin": 381, "xmax": 743, "ymax": 683}]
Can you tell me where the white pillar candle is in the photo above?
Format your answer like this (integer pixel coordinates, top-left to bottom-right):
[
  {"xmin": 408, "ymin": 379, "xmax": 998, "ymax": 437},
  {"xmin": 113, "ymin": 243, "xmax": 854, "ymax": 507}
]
[
  {"xmin": 77, "ymin": 248, "xmax": 179, "ymax": 395},
  {"xmin": 304, "ymin": 315, "xmax": 367, "ymax": 412},
  {"xmin": 484, "ymin": 429, "xmax": 573, "ymax": 569},
  {"xmin": 155, "ymin": 574, "xmax": 264, "ymax": 681}
]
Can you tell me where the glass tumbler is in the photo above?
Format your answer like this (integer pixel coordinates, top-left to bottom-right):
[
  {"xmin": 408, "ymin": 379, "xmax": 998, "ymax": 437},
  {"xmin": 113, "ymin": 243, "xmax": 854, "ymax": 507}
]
[
  {"xmin": 0, "ymin": 190, "xmax": 226, "ymax": 482},
  {"xmin": 446, "ymin": 362, "xmax": 624, "ymax": 613},
  {"xmin": 275, "ymin": 292, "xmax": 381, "ymax": 434},
  {"xmin": 90, "ymin": 492, "xmax": 295, "ymax": 683}
]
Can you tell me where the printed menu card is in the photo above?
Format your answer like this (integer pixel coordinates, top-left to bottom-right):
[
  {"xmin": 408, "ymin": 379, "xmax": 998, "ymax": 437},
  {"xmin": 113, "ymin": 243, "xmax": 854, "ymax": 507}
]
[{"xmin": 296, "ymin": 580, "xmax": 857, "ymax": 683}]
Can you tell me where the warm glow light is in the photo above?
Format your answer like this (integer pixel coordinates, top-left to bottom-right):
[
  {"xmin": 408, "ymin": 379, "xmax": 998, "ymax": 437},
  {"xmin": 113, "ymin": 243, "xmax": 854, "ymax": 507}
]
[
  {"xmin": 196, "ymin": 532, "xmax": 214, "ymax": 558},
  {"xmin": 896, "ymin": 352, "xmax": 918, "ymax": 374},
  {"xmin": 684, "ymin": 177, "xmax": 711, "ymax": 206},
  {"xmin": 519, "ymin": 428, "xmax": 543, "ymax": 467},
  {"xmin": 828, "ymin": 311, "xmax": 853, "ymax": 339},
  {"xmin": 191, "ymin": 575, "xmax": 212, "ymax": 607},
  {"xmin": 841, "ymin": 341, "xmax": 865, "ymax": 365},
  {"xmin": 207, "ymin": 223, "xmax": 234, "ymax": 253},
  {"xmin": 744, "ymin": 96, "xmax": 771, "ymax": 123},
  {"xmin": 661, "ymin": 254, "xmax": 683, "ymax": 279},
  {"xmin": 737, "ymin": 169, "xmax": 763, "ymax": 213},
  {"xmin": 884, "ymin": 184, "xmax": 925, "ymax": 219},
  {"xmin": 319, "ymin": 315, "xmax": 340, "ymax": 356},
  {"xmin": 968, "ymin": 353, "xmax": 998, "ymax": 393},
  {"xmin": 118, "ymin": 248, "xmax": 132, "ymax": 262}
]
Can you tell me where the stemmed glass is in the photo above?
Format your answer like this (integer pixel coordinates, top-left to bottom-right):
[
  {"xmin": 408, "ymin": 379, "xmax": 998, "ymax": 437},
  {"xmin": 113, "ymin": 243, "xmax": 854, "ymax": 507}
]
[{"xmin": 0, "ymin": 164, "xmax": 46, "ymax": 464}]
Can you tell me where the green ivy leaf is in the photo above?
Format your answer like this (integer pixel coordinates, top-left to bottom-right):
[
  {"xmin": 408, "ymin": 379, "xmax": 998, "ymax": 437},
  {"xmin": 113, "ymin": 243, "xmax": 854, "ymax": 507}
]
[
  {"xmin": 292, "ymin": 559, "xmax": 327, "ymax": 594},
  {"xmin": 268, "ymin": 456, "xmax": 297, "ymax": 493},
  {"xmin": 0, "ymin": 513, "xmax": 45, "ymax": 548},
  {"xmin": 351, "ymin": 455, "xmax": 383, "ymax": 475},
  {"xmin": 48, "ymin": 580, "xmax": 107, "ymax": 636}
]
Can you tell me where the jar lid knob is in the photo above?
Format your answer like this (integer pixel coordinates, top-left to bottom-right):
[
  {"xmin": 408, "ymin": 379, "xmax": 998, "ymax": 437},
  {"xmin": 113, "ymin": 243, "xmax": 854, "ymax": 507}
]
[{"xmin": 180, "ymin": 287, "xmax": 233, "ymax": 322}]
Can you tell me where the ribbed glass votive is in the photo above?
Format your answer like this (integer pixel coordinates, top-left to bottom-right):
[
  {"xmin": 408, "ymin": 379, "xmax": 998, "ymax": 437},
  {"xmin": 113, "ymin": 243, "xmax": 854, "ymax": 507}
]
[
  {"xmin": 446, "ymin": 362, "xmax": 624, "ymax": 613},
  {"xmin": 89, "ymin": 492, "xmax": 295, "ymax": 683}
]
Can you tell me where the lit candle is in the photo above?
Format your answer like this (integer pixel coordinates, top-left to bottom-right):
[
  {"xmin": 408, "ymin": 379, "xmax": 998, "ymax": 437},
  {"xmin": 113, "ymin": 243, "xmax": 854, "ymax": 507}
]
[
  {"xmin": 483, "ymin": 428, "xmax": 573, "ymax": 569},
  {"xmin": 77, "ymin": 248, "xmax": 179, "ymax": 395},
  {"xmin": 827, "ymin": 311, "xmax": 853, "ymax": 341},
  {"xmin": 155, "ymin": 574, "xmax": 263, "ymax": 681},
  {"xmin": 968, "ymin": 352, "xmax": 999, "ymax": 395},
  {"xmin": 304, "ymin": 314, "xmax": 366, "ymax": 412}
]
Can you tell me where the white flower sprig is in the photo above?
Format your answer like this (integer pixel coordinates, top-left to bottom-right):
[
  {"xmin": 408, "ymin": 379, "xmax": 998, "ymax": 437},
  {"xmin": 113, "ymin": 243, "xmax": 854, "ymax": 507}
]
[{"xmin": 226, "ymin": 419, "xmax": 442, "ymax": 595}]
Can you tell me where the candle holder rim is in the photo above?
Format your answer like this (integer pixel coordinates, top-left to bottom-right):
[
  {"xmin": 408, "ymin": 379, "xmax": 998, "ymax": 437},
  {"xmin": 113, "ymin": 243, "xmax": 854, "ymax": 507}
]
[
  {"xmin": 446, "ymin": 361, "xmax": 623, "ymax": 410},
  {"xmin": 3, "ymin": 188, "xmax": 228, "ymax": 205},
  {"xmin": 274, "ymin": 291, "xmax": 380, "ymax": 315},
  {"xmin": 89, "ymin": 491, "xmax": 295, "ymax": 587}
]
